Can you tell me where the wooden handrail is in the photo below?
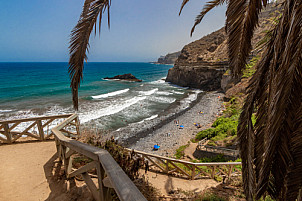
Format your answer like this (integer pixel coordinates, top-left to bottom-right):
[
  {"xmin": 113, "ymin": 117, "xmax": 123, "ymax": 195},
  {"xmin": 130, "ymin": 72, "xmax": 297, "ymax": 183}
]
[
  {"xmin": 52, "ymin": 114, "xmax": 146, "ymax": 201},
  {"xmin": 203, "ymin": 145, "xmax": 239, "ymax": 153},
  {"xmin": 1, "ymin": 113, "xmax": 242, "ymax": 199},
  {"xmin": 126, "ymin": 148, "xmax": 240, "ymax": 166},
  {"xmin": 125, "ymin": 148, "xmax": 241, "ymax": 180},
  {"xmin": 0, "ymin": 114, "xmax": 78, "ymax": 144},
  {"xmin": 0, "ymin": 114, "xmax": 73, "ymax": 124}
]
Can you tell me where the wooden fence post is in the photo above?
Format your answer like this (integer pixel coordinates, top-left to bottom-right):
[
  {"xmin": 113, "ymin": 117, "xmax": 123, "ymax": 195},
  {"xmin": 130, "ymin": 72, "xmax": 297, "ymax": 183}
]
[
  {"xmin": 191, "ymin": 165, "xmax": 196, "ymax": 180},
  {"xmin": 165, "ymin": 160, "xmax": 169, "ymax": 174},
  {"xmin": 75, "ymin": 116, "xmax": 80, "ymax": 137},
  {"xmin": 211, "ymin": 166, "xmax": 216, "ymax": 179},
  {"xmin": 3, "ymin": 123, "xmax": 12, "ymax": 144},
  {"xmin": 228, "ymin": 165, "xmax": 233, "ymax": 180},
  {"xmin": 96, "ymin": 162, "xmax": 105, "ymax": 201},
  {"xmin": 37, "ymin": 120, "xmax": 44, "ymax": 141}
]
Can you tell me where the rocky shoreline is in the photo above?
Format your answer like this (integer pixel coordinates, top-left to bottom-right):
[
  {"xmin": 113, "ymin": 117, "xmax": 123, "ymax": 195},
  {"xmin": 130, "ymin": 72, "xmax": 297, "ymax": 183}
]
[{"xmin": 124, "ymin": 91, "xmax": 224, "ymax": 157}]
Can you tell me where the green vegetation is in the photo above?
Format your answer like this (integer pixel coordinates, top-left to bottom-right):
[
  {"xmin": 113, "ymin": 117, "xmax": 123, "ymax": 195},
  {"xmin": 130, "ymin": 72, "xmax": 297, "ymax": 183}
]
[
  {"xmin": 175, "ymin": 144, "xmax": 190, "ymax": 159},
  {"xmin": 197, "ymin": 193, "xmax": 226, "ymax": 201},
  {"xmin": 195, "ymin": 96, "xmax": 241, "ymax": 146},
  {"xmin": 195, "ymin": 58, "xmax": 258, "ymax": 147},
  {"xmin": 191, "ymin": 154, "xmax": 228, "ymax": 163},
  {"xmin": 242, "ymin": 55, "xmax": 260, "ymax": 78}
]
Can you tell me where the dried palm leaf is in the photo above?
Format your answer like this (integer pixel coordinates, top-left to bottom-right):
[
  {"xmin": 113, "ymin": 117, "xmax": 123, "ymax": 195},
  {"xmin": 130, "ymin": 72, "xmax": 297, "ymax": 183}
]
[
  {"xmin": 226, "ymin": 0, "xmax": 268, "ymax": 77},
  {"xmin": 190, "ymin": 0, "xmax": 227, "ymax": 36},
  {"xmin": 179, "ymin": 0, "xmax": 190, "ymax": 15},
  {"xmin": 287, "ymin": 104, "xmax": 302, "ymax": 200}
]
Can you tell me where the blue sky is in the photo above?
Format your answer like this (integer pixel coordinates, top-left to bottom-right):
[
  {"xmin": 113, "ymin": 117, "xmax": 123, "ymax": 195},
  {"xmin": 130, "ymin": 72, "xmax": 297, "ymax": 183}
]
[{"xmin": 0, "ymin": 0, "xmax": 226, "ymax": 62}]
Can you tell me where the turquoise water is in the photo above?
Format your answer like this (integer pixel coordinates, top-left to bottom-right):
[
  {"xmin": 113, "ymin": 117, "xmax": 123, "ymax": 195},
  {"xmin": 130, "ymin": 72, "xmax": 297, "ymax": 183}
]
[{"xmin": 0, "ymin": 62, "xmax": 200, "ymax": 130}]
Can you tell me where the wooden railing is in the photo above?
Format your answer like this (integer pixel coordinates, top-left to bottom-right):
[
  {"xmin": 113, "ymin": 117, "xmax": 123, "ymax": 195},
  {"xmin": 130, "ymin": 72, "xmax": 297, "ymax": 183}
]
[
  {"xmin": 198, "ymin": 137, "xmax": 208, "ymax": 146},
  {"xmin": 1, "ymin": 113, "xmax": 242, "ymax": 200},
  {"xmin": 0, "ymin": 114, "xmax": 78, "ymax": 144},
  {"xmin": 52, "ymin": 114, "xmax": 146, "ymax": 201},
  {"xmin": 127, "ymin": 149, "xmax": 241, "ymax": 181}
]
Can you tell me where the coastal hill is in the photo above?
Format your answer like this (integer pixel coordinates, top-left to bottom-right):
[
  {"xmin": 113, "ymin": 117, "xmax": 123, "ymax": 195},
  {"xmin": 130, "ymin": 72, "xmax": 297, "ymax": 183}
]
[
  {"xmin": 154, "ymin": 51, "xmax": 181, "ymax": 65},
  {"xmin": 166, "ymin": 4, "xmax": 279, "ymax": 91}
]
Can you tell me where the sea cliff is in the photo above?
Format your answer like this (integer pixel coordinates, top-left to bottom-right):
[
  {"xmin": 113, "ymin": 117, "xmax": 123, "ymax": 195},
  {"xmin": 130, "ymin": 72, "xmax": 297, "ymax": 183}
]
[
  {"xmin": 166, "ymin": 61, "xmax": 227, "ymax": 90},
  {"xmin": 165, "ymin": 4, "xmax": 279, "ymax": 91}
]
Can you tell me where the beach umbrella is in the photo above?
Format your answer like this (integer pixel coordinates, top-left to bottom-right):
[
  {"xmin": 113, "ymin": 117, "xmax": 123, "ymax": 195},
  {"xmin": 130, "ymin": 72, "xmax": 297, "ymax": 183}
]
[
  {"xmin": 154, "ymin": 145, "xmax": 160, "ymax": 149},
  {"xmin": 179, "ymin": 125, "xmax": 184, "ymax": 129}
]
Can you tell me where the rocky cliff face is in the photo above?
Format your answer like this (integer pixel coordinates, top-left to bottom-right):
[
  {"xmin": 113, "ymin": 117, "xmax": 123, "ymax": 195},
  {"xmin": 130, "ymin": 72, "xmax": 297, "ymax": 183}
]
[
  {"xmin": 156, "ymin": 51, "xmax": 181, "ymax": 64},
  {"xmin": 166, "ymin": 62, "xmax": 228, "ymax": 90},
  {"xmin": 166, "ymin": 28, "xmax": 227, "ymax": 90},
  {"xmin": 166, "ymin": 4, "xmax": 279, "ymax": 91}
]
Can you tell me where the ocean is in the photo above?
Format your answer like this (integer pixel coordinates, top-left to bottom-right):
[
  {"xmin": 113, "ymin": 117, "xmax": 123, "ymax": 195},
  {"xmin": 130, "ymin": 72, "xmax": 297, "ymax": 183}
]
[{"xmin": 0, "ymin": 62, "xmax": 202, "ymax": 132}]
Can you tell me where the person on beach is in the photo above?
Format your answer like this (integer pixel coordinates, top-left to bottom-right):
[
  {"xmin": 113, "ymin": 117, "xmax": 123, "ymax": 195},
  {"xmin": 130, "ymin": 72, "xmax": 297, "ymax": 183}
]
[{"xmin": 153, "ymin": 144, "xmax": 160, "ymax": 151}]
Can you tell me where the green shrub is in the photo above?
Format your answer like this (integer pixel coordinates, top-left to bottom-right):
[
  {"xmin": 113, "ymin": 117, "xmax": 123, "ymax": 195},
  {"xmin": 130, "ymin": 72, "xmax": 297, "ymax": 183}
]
[
  {"xmin": 242, "ymin": 55, "xmax": 260, "ymax": 78},
  {"xmin": 198, "ymin": 154, "xmax": 228, "ymax": 163},
  {"xmin": 196, "ymin": 116, "xmax": 238, "ymax": 142},
  {"xmin": 196, "ymin": 128, "xmax": 216, "ymax": 140},
  {"xmin": 175, "ymin": 144, "xmax": 189, "ymax": 159},
  {"xmin": 198, "ymin": 193, "xmax": 226, "ymax": 201},
  {"xmin": 207, "ymin": 141, "xmax": 217, "ymax": 146}
]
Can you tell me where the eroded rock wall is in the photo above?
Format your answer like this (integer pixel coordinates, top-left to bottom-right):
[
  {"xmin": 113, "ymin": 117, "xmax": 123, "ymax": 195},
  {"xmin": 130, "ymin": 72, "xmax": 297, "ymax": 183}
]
[{"xmin": 166, "ymin": 62, "xmax": 228, "ymax": 90}]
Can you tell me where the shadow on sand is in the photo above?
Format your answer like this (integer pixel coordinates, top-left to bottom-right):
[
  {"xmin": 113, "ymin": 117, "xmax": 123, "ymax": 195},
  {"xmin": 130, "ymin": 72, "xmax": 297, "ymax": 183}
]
[{"xmin": 43, "ymin": 153, "xmax": 94, "ymax": 201}]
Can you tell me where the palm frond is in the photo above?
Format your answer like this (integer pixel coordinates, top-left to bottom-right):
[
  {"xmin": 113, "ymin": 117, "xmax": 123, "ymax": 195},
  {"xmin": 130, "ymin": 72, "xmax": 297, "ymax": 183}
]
[
  {"xmin": 237, "ymin": 41, "xmax": 273, "ymax": 200},
  {"xmin": 255, "ymin": 2, "xmax": 297, "ymax": 198},
  {"xmin": 190, "ymin": 0, "xmax": 226, "ymax": 36},
  {"xmin": 68, "ymin": 0, "xmax": 110, "ymax": 110},
  {"xmin": 226, "ymin": 0, "xmax": 268, "ymax": 78},
  {"xmin": 179, "ymin": 0, "xmax": 190, "ymax": 15},
  {"xmin": 286, "ymin": 104, "xmax": 302, "ymax": 200}
]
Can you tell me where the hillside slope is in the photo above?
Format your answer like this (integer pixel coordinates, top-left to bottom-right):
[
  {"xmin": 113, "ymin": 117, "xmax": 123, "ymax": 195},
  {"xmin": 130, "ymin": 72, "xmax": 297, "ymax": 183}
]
[{"xmin": 166, "ymin": 4, "xmax": 279, "ymax": 90}]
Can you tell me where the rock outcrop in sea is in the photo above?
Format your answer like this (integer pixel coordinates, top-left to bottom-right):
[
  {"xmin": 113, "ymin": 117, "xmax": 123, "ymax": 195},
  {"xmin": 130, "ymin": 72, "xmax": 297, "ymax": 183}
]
[{"xmin": 104, "ymin": 73, "xmax": 142, "ymax": 82}]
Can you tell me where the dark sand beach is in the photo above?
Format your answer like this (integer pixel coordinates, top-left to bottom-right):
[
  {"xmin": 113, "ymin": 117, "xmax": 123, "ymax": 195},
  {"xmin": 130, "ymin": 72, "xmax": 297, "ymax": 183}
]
[{"xmin": 122, "ymin": 91, "xmax": 225, "ymax": 156}]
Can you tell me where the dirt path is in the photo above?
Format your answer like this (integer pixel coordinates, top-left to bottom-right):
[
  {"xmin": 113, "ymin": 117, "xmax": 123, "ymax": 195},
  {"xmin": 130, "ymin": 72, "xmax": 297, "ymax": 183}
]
[
  {"xmin": 0, "ymin": 141, "xmax": 219, "ymax": 201},
  {"xmin": 0, "ymin": 141, "xmax": 56, "ymax": 201},
  {"xmin": 141, "ymin": 170, "xmax": 218, "ymax": 197},
  {"xmin": 184, "ymin": 142, "xmax": 199, "ymax": 160}
]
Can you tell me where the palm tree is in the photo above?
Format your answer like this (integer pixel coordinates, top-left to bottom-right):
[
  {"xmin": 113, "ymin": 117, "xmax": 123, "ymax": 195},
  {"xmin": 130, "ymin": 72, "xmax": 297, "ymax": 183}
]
[
  {"xmin": 69, "ymin": 0, "xmax": 302, "ymax": 200},
  {"xmin": 180, "ymin": 0, "xmax": 302, "ymax": 200},
  {"xmin": 68, "ymin": 0, "xmax": 111, "ymax": 110}
]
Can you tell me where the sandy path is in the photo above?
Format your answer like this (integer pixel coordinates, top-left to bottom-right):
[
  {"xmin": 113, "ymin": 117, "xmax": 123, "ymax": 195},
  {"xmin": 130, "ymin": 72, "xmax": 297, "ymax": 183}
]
[
  {"xmin": 0, "ymin": 141, "xmax": 56, "ymax": 201},
  {"xmin": 141, "ymin": 170, "xmax": 218, "ymax": 197}
]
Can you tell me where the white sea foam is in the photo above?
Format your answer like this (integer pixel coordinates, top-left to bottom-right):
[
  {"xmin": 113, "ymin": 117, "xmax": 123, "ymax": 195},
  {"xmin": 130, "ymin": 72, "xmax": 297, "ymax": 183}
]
[
  {"xmin": 92, "ymin": 88, "xmax": 129, "ymax": 99},
  {"xmin": 137, "ymin": 114, "xmax": 158, "ymax": 124},
  {"xmin": 80, "ymin": 96, "xmax": 146, "ymax": 123},
  {"xmin": 156, "ymin": 91, "xmax": 173, "ymax": 95},
  {"xmin": 145, "ymin": 114, "xmax": 158, "ymax": 121},
  {"xmin": 181, "ymin": 90, "xmax": 202, "ymax": 105},
  {"xmin": 150, "ymin": 77, "xmax": 166, "ymax": 84},
  {"xmin": 149, "ymin": 96, "xmax": 176, "ymax": 104},
  {"xmin": 138, "ymin": 88, "xmax": 158, "ymax": 96},
  {"xmin": 0, "ymin": 109, "xmax": 12, "ymax": 113},
  {"xmin": 172, "ymin": 90, "xmax": 185, "ymax": 95},
  {"xmin": 169, "ymin": 84, "xmax": 189, "ymax": 89}
]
